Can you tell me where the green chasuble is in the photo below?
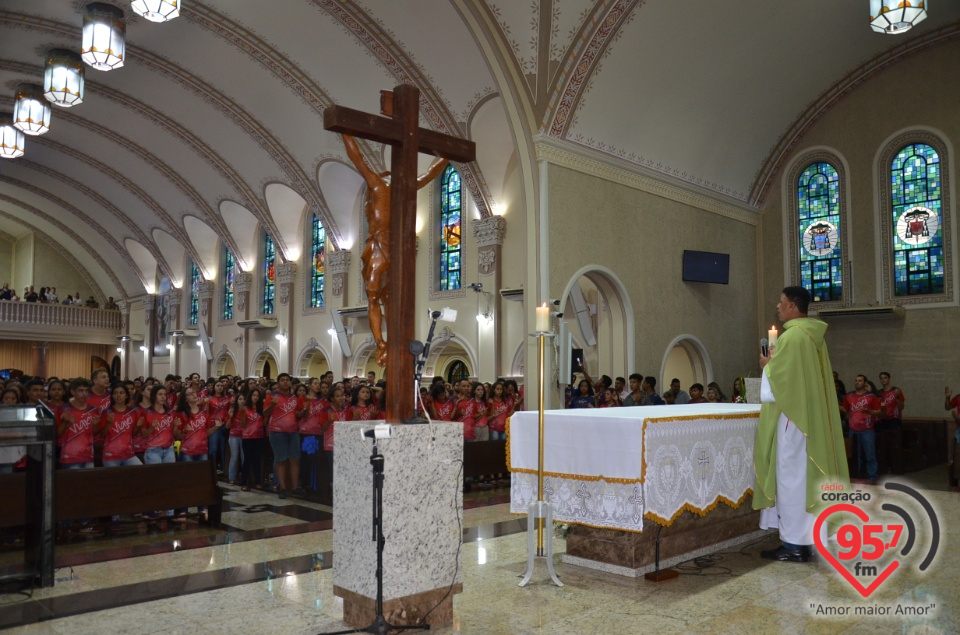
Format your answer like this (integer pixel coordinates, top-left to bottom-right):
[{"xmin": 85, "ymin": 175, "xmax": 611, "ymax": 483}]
[{"xmin": 752, "ymin": 317, "xmax": 849, "ymax": 528}]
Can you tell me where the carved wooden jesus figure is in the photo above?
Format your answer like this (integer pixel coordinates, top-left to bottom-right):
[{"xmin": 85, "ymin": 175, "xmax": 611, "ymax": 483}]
[{"xmin": 341, "ymin": 133, "xmax": 448, "ymax": 366}]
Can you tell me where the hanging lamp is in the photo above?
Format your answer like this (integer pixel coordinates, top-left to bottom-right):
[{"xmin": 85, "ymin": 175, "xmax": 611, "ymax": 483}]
[
  {"xmin": 131, "ymin": 0, "xmax": 180, "ymax": 22},
  {"xmin": 870, "ymin": 1, "xmax": 928, "ymax": 34},
  {"xmin": 13, "ymin": 84, "xmax": 51, "ymax": 136},
  {"xmin": 81, "ymin": 3, "xmax": 126, "ymax": 71},
  {"xmin": 0, "ymin": 112, "xmax": 26, "ymax": 159},
  {"xmin": 44, "ymin": 49, "xmax": 85, "ymax": 107}
]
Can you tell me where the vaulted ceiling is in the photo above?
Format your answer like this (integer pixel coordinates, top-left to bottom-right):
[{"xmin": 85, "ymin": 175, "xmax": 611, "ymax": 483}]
[{"xmin": 2, "ymin": 1, "xmax": 958, "ymax": 301}]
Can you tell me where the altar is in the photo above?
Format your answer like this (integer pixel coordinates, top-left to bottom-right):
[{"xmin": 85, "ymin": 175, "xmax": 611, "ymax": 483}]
[{"xmin": 509, "ymin": 403, "xmax": 767, "ymax": 577}]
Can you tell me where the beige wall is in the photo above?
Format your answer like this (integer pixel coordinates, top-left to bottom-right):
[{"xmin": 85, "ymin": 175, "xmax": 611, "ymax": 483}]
[
  {"xmin": 12, "ymin": 234, "xmax": 33, "ymax": 293},
  {"xmin": 32, "ymin": 238, "xmax": 96, "ymax": 301},
  {"xmin": 0, "ymin": 238, "xmax": 12, "ymax": 286},
  {"xmin": 758, "ymin": 38, "xmax": 960, "ymax": 416},
  {"xmin": 547, "ymin": 164, "xmax": 759, "ymax": 393}
]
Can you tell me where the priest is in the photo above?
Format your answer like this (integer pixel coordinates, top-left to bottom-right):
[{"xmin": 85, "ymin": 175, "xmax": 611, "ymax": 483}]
[{"xmin": 753, "ymin": 286, "xmax": 850, "ymax": 563}]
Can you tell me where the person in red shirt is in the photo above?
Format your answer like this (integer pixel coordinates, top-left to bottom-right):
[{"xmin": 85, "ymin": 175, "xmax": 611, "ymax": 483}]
[
  {"xmin": 841, "ymin": 374, "xmax": 882, "ymax": 484},
  {"xmin": 225, "ymin": 392, "xmax": 244, "ymax": 484},
  {"xmin": 298, "ymin": 378, "xmax": 329, "ymax": 492},
  {"xmin": 175, "ymin": 386, "xmax": 221, "ymax": 461},
  {"xmin": 323, "ymin": 386, "xmax": 352, "ymax": 487},
  {"xmin": 87, "ymin": 369, "xmax": 112, "ymax": 415},
  {"xmin": 486, "ymin": 381, "xmax": 511, "ymax": 440},
  {"xmin": 206, "ymin": 379, "xmax": 231, "ymax": 475},
  {"xmin": 877, "ymin": 372, "xmax": 906, "ymax": 474},
  {"xmin": 58, "ymin": 379, "xmax": 99, "ymax": 469},
  {"xmin": 428, "ymin": 383, "xmax": 456, "ymax": 421},
  {"xmin": 263, "ymin": 373, "xmax": 304, "ymax": 499},
  {"xmin": 350, "ymin": 385, "xmax": 381, "ymax": 421},
  {"xmin": 238, "ymin": 390, "xmax": 266, "ymax": 491},
  {"xmin": 139, "ymin": 385, "xmax": 177, "ymax": 466},
  {"xmin": 101, "ymin": 384, "xmax": 142, "ymax": 467}
]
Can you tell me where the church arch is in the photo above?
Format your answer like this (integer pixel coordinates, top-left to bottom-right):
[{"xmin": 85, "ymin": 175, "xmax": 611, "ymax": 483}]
[
  {"xmin": 214, "ymin": 349, "xmax": 238, "ymax": 377},
  {"xmin": 350, "ymin": 337, "xmax": 378, "ymax": 378},
  {"xmin": 250, "ymin": 346, "xmax": 279, "ymax": 379},
  {"xmin": 558, "ymin": 265, "xmax": 635, "ymax": 383},
  {"xmin": 295, "ymin": 340, "xmax": 331, "ymax": 378},
  {"xmin": 423, "ymin": 331, "xmax": 478, "ymax": 380},
  {"xmin": 659, "ymin": 335, "xmax": 713, "ymax": 395}
]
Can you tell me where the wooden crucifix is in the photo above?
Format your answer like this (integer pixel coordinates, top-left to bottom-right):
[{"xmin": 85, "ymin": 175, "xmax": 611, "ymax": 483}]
[{"xmin": 324, "ymin": 84, "xmax": 476, "ymax": 423}]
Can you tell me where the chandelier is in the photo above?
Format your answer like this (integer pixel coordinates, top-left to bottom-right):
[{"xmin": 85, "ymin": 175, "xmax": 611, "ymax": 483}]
[
  {"xmin": 13, "ymin": 84, "xmax": 52, "ymax": 136},
  {"xmin": 131, "ymin": 0, "xmax": 181, "ymax": 23},
  {"xmin": 81, "ymin": 3, "xmax": 126, "ymax": 71},
  {"xmin": 44, "ymin": 49, "xmax": 85, "ymax": 107},
  {"xmin": 0, "ymin": 113, "xmax": 25, "ymax": 159},
  {"xmin": 870, "ymin": 1, "xmax": 928, "ymax": 34}
]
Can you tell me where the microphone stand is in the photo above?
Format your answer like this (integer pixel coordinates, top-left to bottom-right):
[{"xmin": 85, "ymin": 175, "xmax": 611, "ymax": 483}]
[{"xmin": 405, "ymin": 311, "xmax": 442, "ymax": 424}]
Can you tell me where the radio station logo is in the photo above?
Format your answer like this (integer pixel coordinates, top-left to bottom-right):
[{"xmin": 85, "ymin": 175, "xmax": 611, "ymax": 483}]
[{"xmin": 814, "ymin": 482, "xmax": 939, "ymax": 598}]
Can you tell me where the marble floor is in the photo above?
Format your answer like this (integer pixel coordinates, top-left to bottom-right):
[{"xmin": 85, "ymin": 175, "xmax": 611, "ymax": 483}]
[{"xmin": 0, "ymin": 470, "xmax": 957, "ymax": 635}]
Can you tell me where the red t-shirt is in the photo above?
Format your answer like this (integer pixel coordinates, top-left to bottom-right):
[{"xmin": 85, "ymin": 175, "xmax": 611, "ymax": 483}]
[
  {"xmin": 433, "ymin": 398, "xmax": 456, "ymax": 421},
  {"xmin": 351, "ymin": 403, "xmax": 380, "ymax": 421},
  {"xmin": 143, "ymin": 410, "xmax": 176, "ymax": 449},
  {"xmin": 265, "ymin": 392, "xmax": 303, "ymax": 434},
  {"xmin": 949, "ymin": 395, "xmax": 960, "ymax": 414},
  {"xmin": 242, "ymin": 408, "xmax": 265, "ymax": 439},
  {"xmin": 299, "ymin": 398, "xmax": 329, "ymax": 436},
  {"xmin": 879, "ymin": 387, "xmax": 905, "ymax": 420},
  {"xmin": 844, "ymin": 392, "xmax": 881, "ymax": 432},
  {"xmin": 324, "ymin": 403, "xmax": 352, "ymax": 451},
  {"xmin": 208, "ymin": 396, "xmax": 231, "ymax": 426},
  {"xmin": 130, "ymin": 405, "xmax": 148, "ymax": 453},
  {"xmin": 178, "ymin": 409, "xmax": 212, "ymax": 456},
  {"xmin": 101, "ymin": 406, "xmax": 139, "ymax": 462},
  {"xmin": 165, "ymin": 391, "xmax": 179, "ymax": 412},
  {"xmin": 87, "ymin": 389, "xmax": 112, "ymax": 416},
  {"xmin": 456, "ymin": 398, "xmax": 478, "ymax": 441},
  {"xmin": 59, "ymin": 404, "xmax": 100, "ymax": 464},
  {"xmin": 487, "ymin": 399, "xmax": 510, "ymax": 432}
]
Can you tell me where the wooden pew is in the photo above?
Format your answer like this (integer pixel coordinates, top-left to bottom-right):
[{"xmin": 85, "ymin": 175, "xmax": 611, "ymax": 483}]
[{"xmin": 0, "ymin": 461, "xmax": 223, "ymax": 528}]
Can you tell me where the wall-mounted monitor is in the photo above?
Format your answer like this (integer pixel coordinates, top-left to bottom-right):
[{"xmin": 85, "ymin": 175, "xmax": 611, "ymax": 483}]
[{"xmin": 682, "ymin": 250, "xmax": 730, "ymax": 285}]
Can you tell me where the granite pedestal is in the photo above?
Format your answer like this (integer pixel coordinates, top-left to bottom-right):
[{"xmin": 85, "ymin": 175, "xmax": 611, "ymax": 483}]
[{"xmin": 333, "ymin": 421, "xmax": 463, "ymax": 628}]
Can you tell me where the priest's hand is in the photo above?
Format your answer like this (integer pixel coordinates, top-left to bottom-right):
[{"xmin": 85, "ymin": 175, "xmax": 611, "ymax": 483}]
[{"xmin": 759, "ymin": 348, "xmax": 773, "ymax": 368}]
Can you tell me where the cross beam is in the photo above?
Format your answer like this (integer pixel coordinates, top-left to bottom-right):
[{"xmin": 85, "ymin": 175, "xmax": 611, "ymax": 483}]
[{"xmin": 324, "ymin": 84, "xmax": 476, "ymax": 423}]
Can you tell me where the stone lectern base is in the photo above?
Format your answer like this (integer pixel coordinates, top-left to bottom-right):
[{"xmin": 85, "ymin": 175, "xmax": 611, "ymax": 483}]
[
  {"xmin": 333, "ymin": 421, "xmax": 463, "ymax": 629},
  {"xmin": 562, "ymin": 496, "xmax": 766, "ymax": 577}
]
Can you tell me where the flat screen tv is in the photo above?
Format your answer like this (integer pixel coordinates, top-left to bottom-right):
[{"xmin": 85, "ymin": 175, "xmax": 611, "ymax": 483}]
[{"xmin": 682, "ymin": 250, "xmax": 730, "ymax": 285}]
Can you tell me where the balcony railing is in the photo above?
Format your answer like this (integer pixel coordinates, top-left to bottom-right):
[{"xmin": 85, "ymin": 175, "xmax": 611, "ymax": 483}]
[{"xmin": 0, "ymin": 301, "xmax": 122, "ymax": 343}]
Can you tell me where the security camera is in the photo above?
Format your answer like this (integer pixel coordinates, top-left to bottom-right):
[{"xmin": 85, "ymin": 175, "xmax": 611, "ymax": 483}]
[
  {"xmin": 550, "ymin": 298, "xmax": 561, "ymax": 306},
  {"xmin": 468, "ymin": 283, "xmax": 483, "ymax": 292},
  {"xmin": 552, "ymin": 311, "xmax": 564, "ymax": 319},
  {"xmin": 361, "ymin": 423, "xmax": 393, "ymax": 440}
]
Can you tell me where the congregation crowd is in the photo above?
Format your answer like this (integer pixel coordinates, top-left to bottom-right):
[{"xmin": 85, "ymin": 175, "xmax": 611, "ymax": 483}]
[{"xmin": 0, "ymin": 283, "xmax": 118, "ymax": 309}]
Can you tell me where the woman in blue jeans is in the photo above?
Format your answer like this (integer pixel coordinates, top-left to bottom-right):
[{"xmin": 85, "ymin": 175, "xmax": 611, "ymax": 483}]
[{"xmin": 139, "ymin": 385, "xmax": 176, "ymax": 517}]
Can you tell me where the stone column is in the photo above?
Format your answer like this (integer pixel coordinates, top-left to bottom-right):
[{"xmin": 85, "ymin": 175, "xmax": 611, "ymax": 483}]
[
  {"xmin": 198, "ymin": 281, "xmax": 215, "ymax": 376},
  {"xmin": 118, "ymin": 300, "xmax": 130, "ymax": 378},
  {"xmin": 165, "ymin": 289, "xmax": 183, "ymax": 376},
  {"xmin": 142, "ymin": 295, "xmax": 155, "ymax": 378},
  {"xmin": 472, "ymin": 215, "xmax": 506, "ymax": 377},
  {"xmin": 235, "ymin": 272, "xmax": 254, "ymax": 376},
  {"xmin": 327, "ymin": 250, "xmax": 351, "ymax": 304},
  {"xmin": 277, "ymin": 262, "xmax": 297, "ymax": 374},
  {"xmin": 32, "ymin": 341, "xmax": 49, "ymax": 379}
]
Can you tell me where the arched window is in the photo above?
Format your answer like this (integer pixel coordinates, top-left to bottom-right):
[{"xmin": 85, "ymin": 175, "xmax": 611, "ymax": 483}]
[
  {"xmin": 188, "ymin": 259, "xmax": 201, "ymax": 325},
  {"xmin": 797, "ymin": 162, "xmax": 843, "ymax": 302},
  {"xmin": 222, "ymin": 248, "xmax": 235, "ymax": 321},
  {"xmin": 889, "ymin": 143, "xmax": 944, "ymax": 297},
  {"xmin": 438, "ymin": 165, "xmax": 462, "ymax": 291},
  {"xmin": 311, "ymin": 214, "xmax": 326, "ymax": 308},
  {"xmin": 447, "ymin": 359, "xmax": 469, "ymax": 383},
  {"xmin": 263, "ymin": 232, "xmax": 275, "ymax": 314}
]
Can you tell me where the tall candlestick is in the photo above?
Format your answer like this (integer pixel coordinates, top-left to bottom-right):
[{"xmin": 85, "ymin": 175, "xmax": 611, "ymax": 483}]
[
  {"xmin": 768, "ymin": 325, "xmax": 778, "ymax": 349},
  {"xmin": 536, "ymin": 302, "xmax": 550, "ymax": 332}
]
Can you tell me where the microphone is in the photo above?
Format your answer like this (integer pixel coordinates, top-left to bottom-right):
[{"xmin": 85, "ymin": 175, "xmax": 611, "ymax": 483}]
[{"xmin": 760, "ymin": 338, "xmax": 769, "ymax": 357}]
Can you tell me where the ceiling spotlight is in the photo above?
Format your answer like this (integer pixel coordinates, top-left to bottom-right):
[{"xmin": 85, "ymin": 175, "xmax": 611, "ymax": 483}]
[
  {"xmin": 131, "ymin": 0, "xmax": 181, "ymax": 23},
  {"xmin": 870, "ymin": 0, "xmax": 928, "ymax": 34},
  {"xmin": 0, "ymin": 112, "xmax": 25, "ymax": 159}
]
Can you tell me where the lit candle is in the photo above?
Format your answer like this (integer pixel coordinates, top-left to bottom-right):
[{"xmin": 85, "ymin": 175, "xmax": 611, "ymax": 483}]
[
  {"xmin": 536, "ymin": 302, "xmax": 550, "ymax": 332},
  {"xmin": 768, "ymin": 325, "xmax": 778, "ymax": 350}
]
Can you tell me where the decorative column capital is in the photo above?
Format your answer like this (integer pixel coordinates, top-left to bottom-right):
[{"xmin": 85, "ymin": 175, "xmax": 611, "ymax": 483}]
[
  {"xmin": 327, "ymin": 250, "xmax": 352, "ymax": 274},
  {"xmin": 235, "ymin": 272, "xmax": 254, "ymax": 293},
  {"xmin": 164, "ymin": 288, "xmax": 182, "ymax": 310},
  {"xmin": 278, "ymin": 262, "xmax": 297, "ymax": 305},
  {"xmin": 198, "ymin": 280, "xmax": 215, "ymax": 301},
  {"xmin": 471, "ymin": 216, "xmax": 506, "ymax": 247}
]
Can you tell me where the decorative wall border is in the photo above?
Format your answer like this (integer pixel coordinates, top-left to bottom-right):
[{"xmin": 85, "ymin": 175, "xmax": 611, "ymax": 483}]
[
  {"xmin": 535, "ymin": 136, "xmax": 759, "ymax": 226},
  {"xmin": 783, "ymin": 149, "xmax": 851, "ymax": 310},
  {"xmin": 876, "ymin": 131, "xmax": 954, "ymax": 307}
]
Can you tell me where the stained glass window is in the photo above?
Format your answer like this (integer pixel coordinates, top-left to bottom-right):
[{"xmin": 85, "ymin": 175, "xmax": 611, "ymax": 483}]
[
  {"xmin": 438, "ymin": 165, "xmax": 462, "ymax": 291},
  {"xmin": 188, "ymin": 260, "xmax": 201, "ymax": 325},
  {"xmin": 311, "ymin": 214, "xmax": 326, "ymax": 308},
  {"xmin": 448, "ymin": 360, "xmax": 468, "ymax": 383},
  {"xmin": 222, "ymin": 248, "xmax": 235, "ymax": 321},
  {"xmin": 797, "ymin": 162, "xmax": 843, "ymax": 302},
  {"xmin": 890, "ymin": 143, "xmax": 943, "ymax": 296},
  {"xmin": 263, "ymin": 232, "xmax": 275, "ymax": 314}
]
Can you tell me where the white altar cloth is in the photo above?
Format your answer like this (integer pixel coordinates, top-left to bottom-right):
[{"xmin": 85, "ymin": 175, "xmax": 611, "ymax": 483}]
[{"xmin": 509, "ymin": 403, "xmax": 760, "ymax": 532}]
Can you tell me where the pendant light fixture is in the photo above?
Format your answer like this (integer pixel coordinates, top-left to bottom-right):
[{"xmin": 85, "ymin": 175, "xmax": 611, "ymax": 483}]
[
  {"xmin": 44, "ymin": 49, "xmax": 85, "ymax": 107},
  {"xmin": 870, "ymin": 0, "xmax": 928, "ymax": 34},
  {"xmin": 81, "ymin": 3, "xmax": 126, "ymax": 71},
  {"xmin": 131, "ymin": 0, "xmax": 181, "ymax": 23},
  {"xmin": 0, "ymin": 112, "xmax": 26, "ymax": 159},
  {"xmin": 13, "ymin": 84, "xmax": 52, "ymax": 136}
]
